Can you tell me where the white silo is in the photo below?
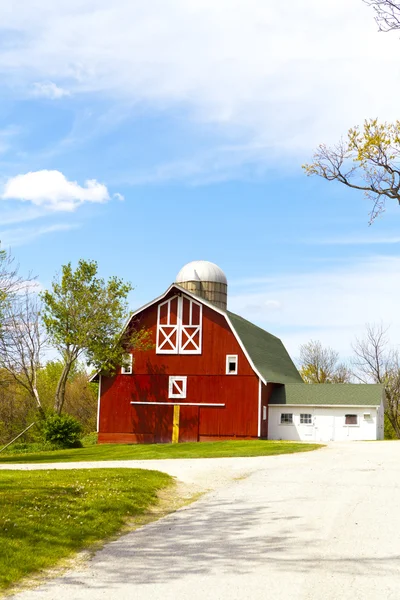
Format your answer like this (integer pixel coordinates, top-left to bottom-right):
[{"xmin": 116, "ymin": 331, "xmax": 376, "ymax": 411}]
[{"xmin": 175, "ymin": 260, "xmax": 228, "ymax": 310}]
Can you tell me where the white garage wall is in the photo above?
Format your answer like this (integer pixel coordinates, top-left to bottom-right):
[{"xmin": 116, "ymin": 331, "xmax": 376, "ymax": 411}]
[{"xmin": 268, "ymin": 406, "xmax": 380, "ymax": 442}]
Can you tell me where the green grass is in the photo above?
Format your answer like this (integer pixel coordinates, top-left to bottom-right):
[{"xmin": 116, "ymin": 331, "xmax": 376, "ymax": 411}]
[
  {"xmin": 0, "ymin": 439, "xmax": 322, "ymax": 463},
  {"xmin": 0, "ymin": 468, "xmax": 172, "ymax": 590}
]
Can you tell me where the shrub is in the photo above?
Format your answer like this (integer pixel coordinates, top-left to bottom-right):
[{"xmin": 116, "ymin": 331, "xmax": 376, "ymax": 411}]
[{"xmin": 41, "ymin": 414, "xmax": 83, "ymax": 448}]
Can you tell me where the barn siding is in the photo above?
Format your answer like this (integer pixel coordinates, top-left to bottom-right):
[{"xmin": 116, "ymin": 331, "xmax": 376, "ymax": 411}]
[{"xmin": 98, "ymin": 291, "xmax": 261, "ymax": 443}]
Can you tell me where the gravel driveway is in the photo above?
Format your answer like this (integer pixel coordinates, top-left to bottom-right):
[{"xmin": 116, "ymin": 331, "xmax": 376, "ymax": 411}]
[{"xmin": 4, "ymin": 441, "xmax": 400, "ymax": 600}]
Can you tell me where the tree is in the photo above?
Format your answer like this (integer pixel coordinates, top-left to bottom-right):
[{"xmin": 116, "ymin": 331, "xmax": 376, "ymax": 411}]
[
  {"xmin": 352, "ymin": 323, "xmax": 400, "ymax": 438},
  {"xmin": 0, "ymin": 290, "xmax": 46, "ymax": 416},
  {"xmin": 364, "ymin": 0, "xmax": 400, "ymax": 32},
  {"xmin": 42, "ymin": 260, "xmax": 152, "ymax": 415},
  {"xmin": 299, "ymin": 340, "xmax": 352, "ymax": 383},
  {"xmin": 303, "ymin": 119, "xmax": 400, "ymax": 222}
]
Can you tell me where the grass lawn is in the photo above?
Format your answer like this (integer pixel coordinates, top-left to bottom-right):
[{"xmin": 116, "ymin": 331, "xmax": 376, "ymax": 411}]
[
  {"xmin": 0, "ymin": 439, "xmax": 323, "ymax": 463},
  {"xmin": 0, "ymin": 468, "xmax": 172, "ymax": 591}
]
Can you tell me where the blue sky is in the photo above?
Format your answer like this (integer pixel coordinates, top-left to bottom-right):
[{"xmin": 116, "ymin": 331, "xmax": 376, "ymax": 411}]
[{"xmin": 1, "ymin": 0, "xmax": 400, "ymax": 360}]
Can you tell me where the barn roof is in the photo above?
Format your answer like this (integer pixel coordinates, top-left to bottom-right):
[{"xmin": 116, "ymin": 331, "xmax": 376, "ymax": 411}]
[
  {"xmin": 269, "ymin": 383, "xmax": 384, "ymax": 406},
  {"xmin": 227, "ymin": 311, "xmax": 303, "ymax": 384}
]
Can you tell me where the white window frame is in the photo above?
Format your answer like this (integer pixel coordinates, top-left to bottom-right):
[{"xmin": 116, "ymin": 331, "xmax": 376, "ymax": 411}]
[
  {"xmin": 300, "ymin": 413, "xmax": 312, "ymax": 425},
  {"xmin": 262, "ymin": 405, "xmax": 267, "ymax": 421},
  {"xmin": 280, "ymin": 413, "xmax": 293, "ymax": 425},
  {"xmin": 156, "ymin": 297, "xmax": 179, "ymax": 354},
  {"xmin": 168, "ymin": 376, "xmax": 187, "ymax": 399},
  {"xmin": 226, "ymin": 354, "xmax": 238, "ymax": 375},
  {"xmin": 121, "ymin": 353, "xmax": 133, "ymax": 375},
  {"xmin": 180, "ymin": 297, "xmax": 202, "ymax": 355},
  {"xmin": 156, "ymin": 295, "xmax": 202, "ymax": 355}
]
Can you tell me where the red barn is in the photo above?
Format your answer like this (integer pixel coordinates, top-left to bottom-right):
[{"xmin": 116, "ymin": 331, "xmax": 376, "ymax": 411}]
[{"xmin": 95, "ymin": 261, "xmax": 302, "ymax": 444}]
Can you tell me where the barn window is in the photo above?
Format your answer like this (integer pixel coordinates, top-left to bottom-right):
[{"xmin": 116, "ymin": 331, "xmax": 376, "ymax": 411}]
[
  {"xmin": 180, "ymin": 296, "xmax": 202, "ymax": 354},
  {"xmin": 156, "ymin": 297, "xmax": 179, "ymax": 354},
  {"xmin": 168, "ymin": 376, "xmax": 187, "ymax": 399},
  {"xmin": 345, "ymin": 414, "xmax": 358, "ymax": 425},
  {"xmin": 300, "ymin": 413, "xmax": 312, "ymax": 424},
  {"xmin": 226, "ymin": 355, "xmax": 238, "ymax": 374},
  {"xmin": 156, "ymin": 295, "xmax": 202, "ymax": 355},
  {"xmin": 280, "ymin": 413, "xmax": 293, "ymax": 424},
  {"xmin": 263, "ymin": 406, "xmax": 267, "ymax": 421},
  {"xmin": 121, "ymin": 354, "xmax": 133, "ymax": 375}
]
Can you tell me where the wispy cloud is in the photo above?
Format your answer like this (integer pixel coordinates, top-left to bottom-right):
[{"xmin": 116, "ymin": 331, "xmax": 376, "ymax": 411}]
[
  {"xmin": 229, "ymin": 255, "xmax": 400, "ymax": 358},
  {"xmin": 0, "ymin": 0, "xmax": 398, "ymax": 166},
  {"xmin": 31, "ymin": 81, "xmax": 70, "ymax": 99},
  {"xmin": 307, "ymin": 236, "xmax": 400, "ymax": 245},
  {"xmin": 0, "ymin": 223, "xmax": 79, "ymax": 247}
]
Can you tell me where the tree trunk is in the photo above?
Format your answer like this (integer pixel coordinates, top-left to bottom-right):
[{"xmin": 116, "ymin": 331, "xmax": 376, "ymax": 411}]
[
  {"xmin": 33, "ymin": 387, "xmax": 45, "ymax": 419},
  {"xmin": 54, "ymin": 361, "xmax": 72, "ymax": 415}
]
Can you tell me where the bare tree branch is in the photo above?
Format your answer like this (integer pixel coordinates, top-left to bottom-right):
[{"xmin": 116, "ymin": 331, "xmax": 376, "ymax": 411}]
[
  {"xmin": 364, "ymin": 0, "xmax": 400, "ymax": 32},
  {"xmin": 0, "ymin": 290, "xmax": 47, "ymax": 415},
  {"xmin": 303, "ymin": 119, "xmax": 400, "ymax": 222}
]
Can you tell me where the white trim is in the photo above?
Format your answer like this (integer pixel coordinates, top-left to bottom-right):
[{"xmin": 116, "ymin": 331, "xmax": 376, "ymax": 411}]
[
  {"xmin": 168, "ymin": 376, "xmax": 187, "ymax": 399},
  {"xmin": 270, "ymin": 404, "xmax": 381, "ymax": 408},
  {"xmin": 178, "ymin": 296, "xmax": 202, "ymax": 354},
  {"xmin": 258, "ymin": 378, "xmax": 262, "ymax": 437},
  {"xmin": 226, "ymin": 354, "xmax": 238, "ymax": 375},
  {"xmin": 131, "ymin": 401, "xmax": 225, "ymax": 407},
  {"xmin": 96, "ymin": 374, "xmax": 102, "ymax": 433},
  {"xmin": 121, "ymin": 353, "xmax": 133, "ymax": 374},
  {"xmin": 156, "ymin": 297, "xmax": 179, "ymax": 354},
  {"xmin": 91, "ymin": 283, "xmax": 267, "ymax": 383}
]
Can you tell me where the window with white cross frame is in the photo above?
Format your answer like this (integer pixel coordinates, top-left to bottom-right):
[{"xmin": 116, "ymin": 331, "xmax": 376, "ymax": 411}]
[
  {"xmin": 156, "ymin": 295, "xmax": 202, "ymax": 355},
  {"xmin": 168, "ymin": 376, "xmax": 187, "ymax": 399}
]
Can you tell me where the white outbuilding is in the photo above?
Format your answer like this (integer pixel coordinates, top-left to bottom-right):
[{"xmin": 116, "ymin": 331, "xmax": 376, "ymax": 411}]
[{"xmin": 268, "ymin": 383, "xmax": 385, "ymax": 442}]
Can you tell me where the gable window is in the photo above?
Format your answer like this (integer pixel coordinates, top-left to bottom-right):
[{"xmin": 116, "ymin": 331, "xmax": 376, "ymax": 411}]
[
  {"xmin": 300, "ymin": 413, "xmax": 312, "ymax": 424},
  {"xmin": 156, "ymin": 295, "xmax": 202, "ymax": 355},
  {"xmin": 168, "ymin": 376, "xmax": 187, "ymax": 399},
  {"xmin": 226, "ymin": 355, "xmax": 238, "ymax": 375},
  {"xmin": 156, "ymin": 297, "xmax": 179, "ymax": 354},
  {"xmin": 345, "ymin": 414, "xmax": 358, "ymax": 425},
  {"xmin": 280, "ymin": 413, "xmax": 293, "ymax": 425},
  {"xmin": 121, "ymin": 353, "xmax": 133, "ymax": 375},
  {"xmin": 180, "ymin": 296, "xmax": 202, "ymax": 354}
]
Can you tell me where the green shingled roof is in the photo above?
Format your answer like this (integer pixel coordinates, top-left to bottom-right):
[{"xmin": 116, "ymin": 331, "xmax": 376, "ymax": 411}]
[
  {"xmin": 269, "ymin": 383, "xmax": 384, "ymax": 406},
  {"xmin": 227, "ymin": 311, "xmax": 303, "ymax": 384}
]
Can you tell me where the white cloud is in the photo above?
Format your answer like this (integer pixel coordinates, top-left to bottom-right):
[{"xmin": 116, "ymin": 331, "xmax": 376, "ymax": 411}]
[
  {"xmin": 0, "ymin": 223, "xmax": 79, "ymax": 247},
  {"xmin": 31, "ymin": 81, "xmax": 70, "ymax": 99},
  {"xmin": 0, "ymin": 0, "xmax": 398, "ymax": 162},
  {"xmin": 229, "ymin": 255, "xmax": 400, "ymax": 359},
  {"xmin": 2, "ymin": 170, "xmax": 111, "ymax": 212}
]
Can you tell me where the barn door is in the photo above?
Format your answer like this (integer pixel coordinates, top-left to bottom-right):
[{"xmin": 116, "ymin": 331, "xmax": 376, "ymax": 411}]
[
  {"xmin": 156, "ymin": 297, "xmax": 179, "ymax": 353},
  {"xmin": 156, "ymin": 295, "xmax": 202, "ymax": 355},
  {"xmin": 179, "ymin": 296, "xmax": 202, "ymax": 354}
]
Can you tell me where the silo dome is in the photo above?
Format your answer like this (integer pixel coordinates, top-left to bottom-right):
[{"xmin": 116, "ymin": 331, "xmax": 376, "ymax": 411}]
[{"xmin": 175, "ymin": 260, "xmax": 228, "ymax": 310}]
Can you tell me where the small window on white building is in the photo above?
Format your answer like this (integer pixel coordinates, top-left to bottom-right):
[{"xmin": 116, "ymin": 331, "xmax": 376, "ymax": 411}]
[
  {"xmin": 345, "ymin": 414, "xmax": 358, "ymax": 425},
  {"xmin": 363, "ymin": 412, "xmax": 371, "ymax": 420},
  {"xmin": 226, "ymin": 355, "xmax": 238, "ymax": 375},
  {"xmin": 169, "ymin": 376, "xmax": 187, "ymax": 399},
  {"xmin": 280, "ymin": 413, "xmax": 293, "ymax": 425},
  {"xmin": 300, "ymin": 413, "xmax": 312, "ymax": 424},
  {"xmin": 121, "ymin": 354, "xmax": 133, "ymax": 375}
]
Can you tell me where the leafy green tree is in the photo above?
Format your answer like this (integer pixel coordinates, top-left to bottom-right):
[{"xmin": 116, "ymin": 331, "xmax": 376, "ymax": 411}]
[
  {"xmin": 299, "ymin": 340, "xmax": 352, "ymax": 384},
  {"xmin": 42, "ymin": 260, "xmax": 152, "ymax": 415}
]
